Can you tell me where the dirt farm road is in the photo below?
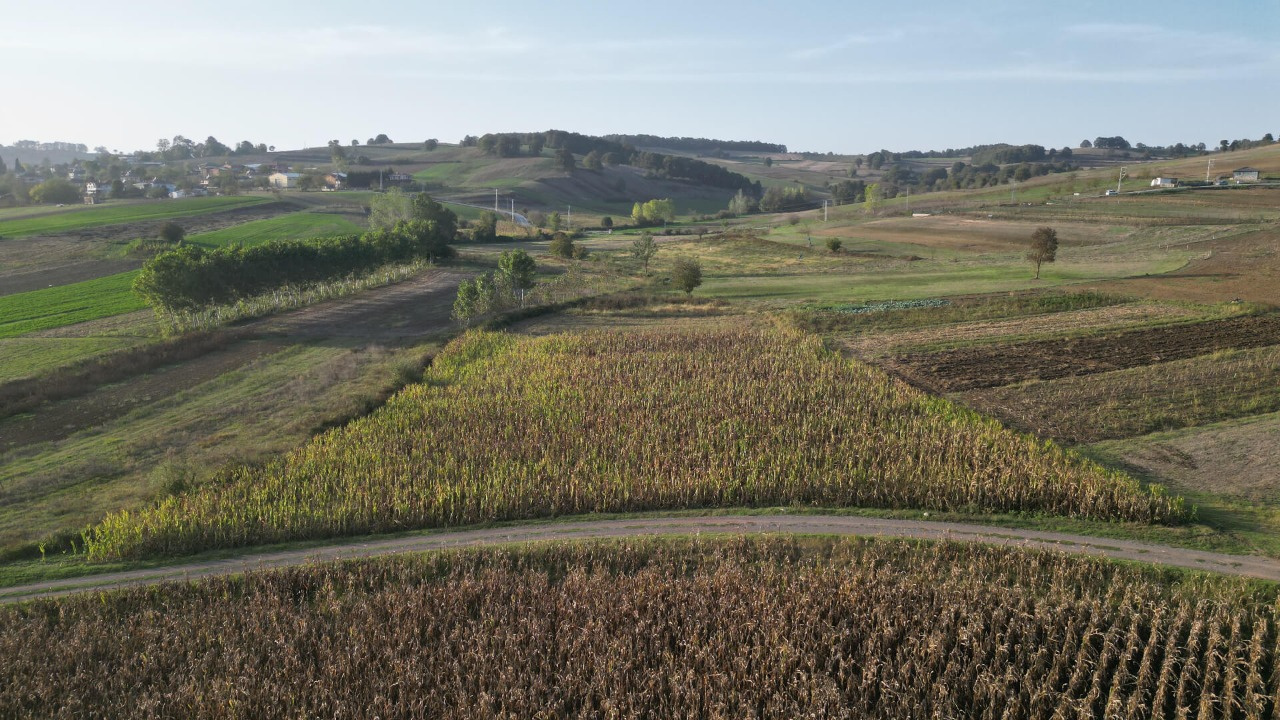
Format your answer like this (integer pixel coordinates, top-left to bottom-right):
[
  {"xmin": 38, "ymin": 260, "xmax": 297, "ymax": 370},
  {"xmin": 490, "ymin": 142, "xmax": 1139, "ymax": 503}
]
[{"xmin": 5, "ymin": 514, "xmax": 1280, "ymax": 604}]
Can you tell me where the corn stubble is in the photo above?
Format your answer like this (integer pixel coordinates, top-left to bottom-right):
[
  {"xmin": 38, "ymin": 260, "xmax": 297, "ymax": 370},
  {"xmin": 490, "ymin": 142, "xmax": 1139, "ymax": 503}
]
[
  {"xmin": 87, "ymin": 328, "xmax": 1183, "ymax": 560},
  {"xmin": 3, "ymin": 538, "xmax": 1277, "ymax": 718}
]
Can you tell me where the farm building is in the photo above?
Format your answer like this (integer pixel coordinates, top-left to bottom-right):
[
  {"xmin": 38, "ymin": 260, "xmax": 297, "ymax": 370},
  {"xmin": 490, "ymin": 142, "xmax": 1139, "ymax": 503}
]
[
  {"xmin": 1233, "ymin": 167, "xmax": 1260, "ymax": 182},
  {"xmin": 269, "ymin": 171, "xmax": 301, "ymax": 189},
  {"xmin": 1150, "ymin": 177, "xmax": 1178, "ymax": 188},
  {"xmin": 324, "ymin": 172, "xmax": 347, "ymax": 189}
]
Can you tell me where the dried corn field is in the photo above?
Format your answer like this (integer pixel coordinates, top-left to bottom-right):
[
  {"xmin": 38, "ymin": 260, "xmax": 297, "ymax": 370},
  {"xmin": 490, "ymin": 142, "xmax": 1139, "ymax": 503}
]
[
  {"xmin": 87, "ymin": 328, "xmax": 1183, "ymax": 560},
  {"xmin": 3, "ymin": 538, "xmax": 1278, "ymax": 719}
]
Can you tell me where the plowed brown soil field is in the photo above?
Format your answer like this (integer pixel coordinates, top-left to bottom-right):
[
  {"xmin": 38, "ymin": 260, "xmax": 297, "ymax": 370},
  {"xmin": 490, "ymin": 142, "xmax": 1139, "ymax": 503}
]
[{"xmin": 889, "ymin": 313, "xmax": 1280, "ymax": 392}]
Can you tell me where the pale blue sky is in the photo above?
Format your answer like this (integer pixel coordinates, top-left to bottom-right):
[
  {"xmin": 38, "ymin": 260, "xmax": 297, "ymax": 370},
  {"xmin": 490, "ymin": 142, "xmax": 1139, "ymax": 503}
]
[{"xmin": 3, "ymin": 1, "xmax": 1277, "ymax": 154}]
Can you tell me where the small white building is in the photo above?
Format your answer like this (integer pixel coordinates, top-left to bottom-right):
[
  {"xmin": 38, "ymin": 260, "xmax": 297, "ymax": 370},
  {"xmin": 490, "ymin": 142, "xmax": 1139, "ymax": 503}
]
[
  {"xmin": 1150, "ymin": 177, "xmax": 1178, "ymax": 188},
  {"xmin": 269, "ymin": 172, "xmax": 301, "ymax": 189},
  {"xmin": 1233, "ymin": 167, "xmax": 1261, "ymax": 183}
]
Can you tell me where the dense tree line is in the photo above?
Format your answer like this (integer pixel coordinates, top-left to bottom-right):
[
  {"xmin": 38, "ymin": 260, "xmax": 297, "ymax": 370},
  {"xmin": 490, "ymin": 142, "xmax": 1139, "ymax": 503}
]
[
  {"xmin": 135, "ymin": 214, "xmax": 456, "ymax": 312},
  {"xmin": 603, "ymin": 134, "xmax": 786, "ymax": 153}
]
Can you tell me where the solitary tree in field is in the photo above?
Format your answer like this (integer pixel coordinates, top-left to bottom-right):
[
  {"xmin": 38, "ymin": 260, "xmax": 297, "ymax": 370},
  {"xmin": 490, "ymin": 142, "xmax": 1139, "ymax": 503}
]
[
  {"xmin": 825, "ymin": 237, "xmax": 842, "ymax": 253},
  {"xmin": 671, "ymin": 258, "xmax": 703, "ymax": 296},
  {"xmin": 631, "ymin": 232, "xmax": 658, "ymax": 272},
  {"xmin": 1026, "ymin": 226, "xmax": 1058, "ymax": 279},
  {"xmin": 498, "ymin": 249, "xmax": 537, "ymax": 306},
  {"xmin": 159, "ymin": 222, "xmax": 185, "ymax": 245}
]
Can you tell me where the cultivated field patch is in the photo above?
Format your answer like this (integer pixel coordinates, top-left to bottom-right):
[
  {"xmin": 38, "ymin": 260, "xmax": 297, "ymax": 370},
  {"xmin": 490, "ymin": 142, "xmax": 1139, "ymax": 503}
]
[
  {"xmin": 0, "ymin": 271, "xmax": 145, "ymax": 338},
  {"xmin": 85, "ymin": 327, "xmax": 1182, "ymax": 560},
  {"xmin": 840, "ymin": 302, "xmax": 1208, "ymax": 357},
  {"xmin": 958, "ymin": 345, "xmax": 1280, "ymax": 444},
  {"xmin": 890, "ymin": 313, "xmax": 1280, "ymax": 392}
]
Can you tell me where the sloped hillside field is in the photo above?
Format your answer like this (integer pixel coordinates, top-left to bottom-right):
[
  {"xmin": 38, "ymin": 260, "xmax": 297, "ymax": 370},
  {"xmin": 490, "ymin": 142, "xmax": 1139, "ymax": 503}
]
[
  {"xmin": 87, "ymin": 327, "xmax": 1183, "ymax": 559},
  {"xmin": 4, "ymin": 538, "xmax": 1278, "ymax": 718}
]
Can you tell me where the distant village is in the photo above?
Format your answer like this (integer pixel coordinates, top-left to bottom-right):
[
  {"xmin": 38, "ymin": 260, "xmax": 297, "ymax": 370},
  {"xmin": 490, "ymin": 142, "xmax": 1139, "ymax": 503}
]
[{"xmin": 0, "ymin": 139, "xmax": 418, "ymax": 207}]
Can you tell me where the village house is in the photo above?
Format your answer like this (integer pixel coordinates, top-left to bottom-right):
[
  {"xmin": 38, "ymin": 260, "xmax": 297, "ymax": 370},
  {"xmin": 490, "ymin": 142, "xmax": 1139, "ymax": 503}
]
[
  {"xmin": 1233, "ymin": 167, "xmax": 1261, "ymax": 183},
  {"xmin": 324, "ymin": 171, "xmax": 347, "ymax": 190},
  {"xmin": 1149, "ymin": 177, "xmax": 1178, "ymax": 188},
  {"xmin": 269, "ymin": 171, "xmax": 301, "ymax": 189}
]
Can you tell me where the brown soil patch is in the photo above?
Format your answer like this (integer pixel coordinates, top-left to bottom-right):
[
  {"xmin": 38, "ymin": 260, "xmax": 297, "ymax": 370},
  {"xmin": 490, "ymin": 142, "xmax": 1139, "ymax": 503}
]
[
  {"xmin": 1086, "ymin": 226, "xmax": 1280, "ymax": 306},
  {"xmin": 840, "ymin": 303, "xmax": 1203, "ymax": 357},
  {"xmin": 250, "ymin": 269, "xmax": 467, "ymax": 342},
  {"xmin": 889, "ymin": 313, "xmax": 1280, "ymax": 392},
  {"xmin": 824, "ymin": 215, "xmax": 1116, "ymax": 253}
]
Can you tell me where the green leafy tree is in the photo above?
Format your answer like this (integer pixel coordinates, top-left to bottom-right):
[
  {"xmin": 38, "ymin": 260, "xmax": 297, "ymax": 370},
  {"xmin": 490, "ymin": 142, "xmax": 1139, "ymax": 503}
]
[
  {"xmin": 452, "ymin": 277, "xmax": 482, "ymax": 325},
  {"xmin": 472, "ymin": 211, "xmax": 499, "ymax": 243},
  {"xmin": 583, "ymin": 150, "xmax": 603, "ymax": 170},
  {"xmin": 29, "ymin": 178, "xmax": 81, "ymax": 204},
  {"xmin": 159, "ymin": 222, "xmax": 186, "ymax": 244},
  {"xmin": 864, "ymin": 183, "xmax": 882, "ymax": 214},
  {"xmin": 497, "ymin": 249, "xmax": 537, "ymax": 306},
  {"xmin": 671, "ymin": 257, "xmax": 703, "ymax": 296},
  {"xmin": 601, "ymin": 216, "xmax": 613, "ymax": 229},
  {"xmin": 423, "ymin": 138, "xmax": 439, "ymax": 151},
  {"xmin": 549, "ymin": 232, "xmax": 576, "ymax": 258},
  {"xmin": 825, "ymin": 237, "xmax": 842, "ymax": 253},
  {"xmin": 727, "ymin": 190, "xmax": 755, "ymax": 216},
  {"xmin": 411, "ymin": 193, "xmax": 459, "ymax": 241},
  {"xmin": 631, "ymin": 232, "xmax": 658, "ymax": 272},
  {"xmin": 1026, "ymin": 226, "xmax": 1058, "ymax": 279},
  {"xmin": 0, "ymin": 155, "xmax": 6, "ymax": 175},
  {"xmin": 556, "ymin": 147, "xmax": 575, "ymax": 171},
  {"xmin": 369, "ymin": 187, "xmax": 413, "ymax": 229},
  {"xmin": 549, "ymin": 211, "xmax": 562, "ymax": 232}
]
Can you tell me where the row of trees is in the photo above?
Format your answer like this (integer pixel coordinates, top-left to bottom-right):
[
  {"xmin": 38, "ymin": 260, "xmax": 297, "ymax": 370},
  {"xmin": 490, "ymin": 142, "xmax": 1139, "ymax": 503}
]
[
  {"xmin": 136, "ymin": 197, "xmax": 458, "ymax": 312},
  {"xmin": 631, "ymin": 198, "xmax": 676, "ymax": 226},
  {"xmin": 464, "ymin": 130, "xmax": 761, "ymax": 194}
]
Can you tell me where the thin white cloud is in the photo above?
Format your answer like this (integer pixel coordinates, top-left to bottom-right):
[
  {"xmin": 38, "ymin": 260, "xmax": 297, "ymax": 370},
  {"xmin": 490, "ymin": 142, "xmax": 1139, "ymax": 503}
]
[{"xmin": 791, "ymin": 30, "xmax": 907, "ymax": 60}]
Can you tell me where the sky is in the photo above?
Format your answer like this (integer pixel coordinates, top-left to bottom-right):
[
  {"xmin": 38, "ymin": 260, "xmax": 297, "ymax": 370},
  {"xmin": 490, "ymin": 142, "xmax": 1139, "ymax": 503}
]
[{"xmin": 2, "ymin": 0, "xmax": 1277, "ymax": 155}]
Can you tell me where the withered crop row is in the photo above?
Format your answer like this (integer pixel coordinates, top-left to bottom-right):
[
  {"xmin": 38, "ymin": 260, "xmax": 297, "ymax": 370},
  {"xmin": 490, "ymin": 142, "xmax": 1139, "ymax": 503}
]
[{"xmin": 3, "ymin": 538, "xmax": 1275, "ymax": 719}]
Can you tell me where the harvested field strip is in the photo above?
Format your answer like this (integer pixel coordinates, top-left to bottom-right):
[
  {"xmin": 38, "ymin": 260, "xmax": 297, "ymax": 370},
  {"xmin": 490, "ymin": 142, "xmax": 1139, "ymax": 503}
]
[
  {"xmin": 0, "ymin": 271, "xmax": 145, "ymax": 338},
  {"xmin": 0, "ymin": 196, "xmax": 269, "ymax": 238},
  {"xmin": 0, "ymin": 337, "xmax": 138, "ymax": 384},
  {"xmin": 785, "ymin": 291, "xmax": 1128, "ymax": 334},
  {"xmin": 893, "ymin": 312, "xmax": 1280, "ymax": 392},
  {"xmin": 841, "ymin": 303, "xmax": 1209, "ymax": 357},
  {"xmin": 85, "ymin": 327, "xmax": 1182, "ymax": 560},
  {"xmin": 958, "ymin": 345, "xmax": 1280, "ymax": 444},
  {"xmin": 4, "ymin": 538, "xmax": 1279, "ymax": 718}
]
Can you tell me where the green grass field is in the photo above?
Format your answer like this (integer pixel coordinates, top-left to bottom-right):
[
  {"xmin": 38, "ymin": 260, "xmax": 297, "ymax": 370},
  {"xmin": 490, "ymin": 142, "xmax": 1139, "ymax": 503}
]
[
  {"xmin": 187, "ymin": 211, "xmax": 364, "ymax": 248},
  {"xmin": 0, "ymin": 337, "xmax": 140, "ymax": 384},
  {"xmin": 0, "ymin": 196, "xmax": 270, "ymax": 238},
  {"xmin": 0, "ymin": 272, "xmax": 146, "ymax": 339}
]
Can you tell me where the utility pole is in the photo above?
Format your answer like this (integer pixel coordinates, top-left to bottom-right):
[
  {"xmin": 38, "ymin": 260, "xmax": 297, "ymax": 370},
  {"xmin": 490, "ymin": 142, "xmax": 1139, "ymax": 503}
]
[
  {"xmin": 905, "ymin": 188, "xmax": 910, "ymax": 215},
  {"xmin": 567, "ymin": 205, "xmax": 571, "ymax": 230},
  {"xmin": 379, "ymin": 169, "xmax": 383, "ymax": 192},
  {"xmin": 510, "ymin": 199, "xmax": 515, "ymax": 223},
  {"xmin": 1116, "ymin": 166, "xmax": 1126, "ymax": 195},
  {"xmin": 494, "ymin": 189, "xmax": 499, "ymax": 212},
  {"xmin": 823, "ymin": 199, "xmax": 828, "ymax": 221},
  {"xmin": 1206, "ymin": 159, "xmax": 1214, "ymax": 183}
]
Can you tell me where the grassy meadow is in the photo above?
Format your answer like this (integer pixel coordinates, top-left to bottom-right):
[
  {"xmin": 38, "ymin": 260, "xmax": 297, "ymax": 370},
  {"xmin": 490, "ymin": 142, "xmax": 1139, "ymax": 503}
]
[{"xmin": 186, "ymin": 210, "xmax": 365, "ymax": 248}]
